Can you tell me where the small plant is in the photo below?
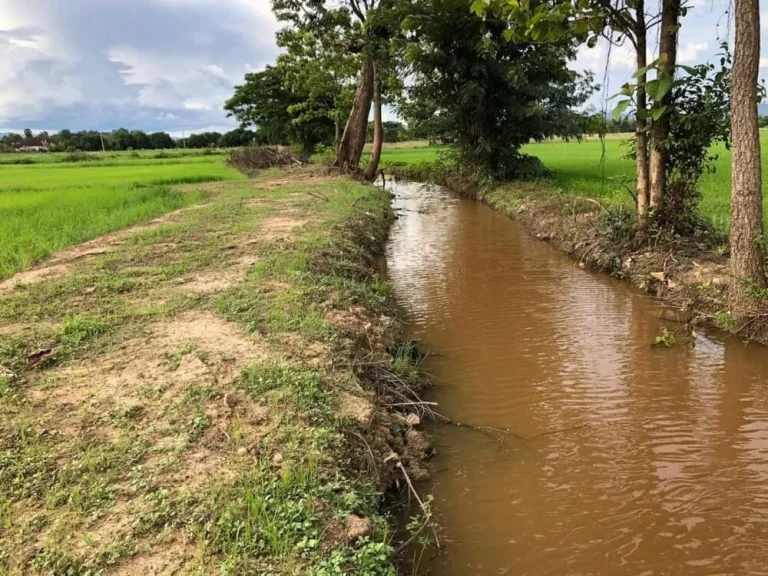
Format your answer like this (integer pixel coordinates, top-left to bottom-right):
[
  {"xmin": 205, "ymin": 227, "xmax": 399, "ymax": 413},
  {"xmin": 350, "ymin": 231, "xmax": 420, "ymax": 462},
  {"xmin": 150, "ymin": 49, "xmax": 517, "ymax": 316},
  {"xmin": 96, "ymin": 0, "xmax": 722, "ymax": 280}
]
[
  {"xmin": 653, "ymin": 327, "xmax": 676, "ymax": 348},
  {"xmin": 0, "ymin": 374, "xmax": 15, "ymax": 398},
  {"xmin": 237, "ymin": 362, "xmax": 328, "ymax": 410},
  {"xmin": 188, "ymin": 406, "xmax": 210, "ymax": 441},
  {"xmin": 60, "ymin": 315, "xmax": 108, "ymax": 347},
  {"xmin": 714, "ymin": 311, "xmax": 736, "ymax": 331},
  {"xmin": 166, "ymin": 341, "xmax": 196, "ymax": 370}
]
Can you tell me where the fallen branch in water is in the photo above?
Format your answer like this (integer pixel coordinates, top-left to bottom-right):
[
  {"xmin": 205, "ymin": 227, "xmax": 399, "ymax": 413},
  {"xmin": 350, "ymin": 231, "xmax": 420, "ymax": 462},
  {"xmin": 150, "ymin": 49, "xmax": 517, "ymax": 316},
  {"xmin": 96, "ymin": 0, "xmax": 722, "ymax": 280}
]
[
  {"xmin": 433, "ymin": 411, "xmax": 528, "ymax": 443},
  {"xmin": 434, "ymin": 411, "xmax": 590, "ymax": 443}
]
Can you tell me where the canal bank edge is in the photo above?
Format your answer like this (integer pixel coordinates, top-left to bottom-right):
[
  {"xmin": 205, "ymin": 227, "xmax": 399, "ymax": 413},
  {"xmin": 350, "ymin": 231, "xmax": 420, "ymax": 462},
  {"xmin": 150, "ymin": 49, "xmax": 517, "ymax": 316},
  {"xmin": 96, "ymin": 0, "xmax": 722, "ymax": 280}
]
[
  {"xmin": 0, "ymin": 169, "xmax": 430, "ymax": 574},
  {"xmin": 406, "ymin": 167, "xmax": 768, "ymax": 346}
]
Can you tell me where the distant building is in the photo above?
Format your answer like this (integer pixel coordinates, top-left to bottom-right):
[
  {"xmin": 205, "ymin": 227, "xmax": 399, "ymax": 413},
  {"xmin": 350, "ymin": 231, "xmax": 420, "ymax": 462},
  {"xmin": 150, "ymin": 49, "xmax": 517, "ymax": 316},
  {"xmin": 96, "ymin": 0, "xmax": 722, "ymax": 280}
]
[{"xmin": 13, "ymin": 137, "xmax": 57, "ymax": 152}]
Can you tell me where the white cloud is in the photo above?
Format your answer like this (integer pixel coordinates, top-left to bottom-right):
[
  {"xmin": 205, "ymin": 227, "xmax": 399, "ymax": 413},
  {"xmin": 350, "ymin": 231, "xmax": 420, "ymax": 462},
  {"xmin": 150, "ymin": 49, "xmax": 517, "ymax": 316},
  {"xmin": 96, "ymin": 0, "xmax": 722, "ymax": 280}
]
[
  {"xmin": 0, "ymin": 0, "xmax": 279, "ymax": 131},
  {"xmin": 678, "ymin": 42, "xmax": 709, "ymax": 63}
]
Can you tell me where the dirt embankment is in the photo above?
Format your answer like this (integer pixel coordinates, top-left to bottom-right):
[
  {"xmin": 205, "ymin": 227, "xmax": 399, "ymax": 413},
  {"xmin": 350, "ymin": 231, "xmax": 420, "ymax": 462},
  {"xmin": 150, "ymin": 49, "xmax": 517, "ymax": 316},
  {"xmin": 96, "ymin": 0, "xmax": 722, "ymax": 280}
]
[
  {"xmin": 0, "ymin": 167, "xmax": 430, "ymax": 575},
  {"xmin": 422, "ymin": 171, "xmax": 768, "ymax": 345}
]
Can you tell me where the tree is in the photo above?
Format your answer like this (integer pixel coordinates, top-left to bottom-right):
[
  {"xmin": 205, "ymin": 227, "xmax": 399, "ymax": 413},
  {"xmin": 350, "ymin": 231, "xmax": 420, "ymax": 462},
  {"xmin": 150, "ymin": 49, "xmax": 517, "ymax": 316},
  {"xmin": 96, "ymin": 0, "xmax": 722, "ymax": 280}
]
[
  {"xmin": 23, "ymin": 128, "xmax": 33, "ymax": 139},
  {"xmin": 149, "ymin": 132, "xmax": 176, "ymax": 149},
  {"xmin": 480, "ymin": 0, "xmax": 680, "ymax": 216},
  {"xmin": 220, "ymin": 128, "xmax": 255, "ymax": 147},
  {"xmin": 225, "ymin": 64, "xmax": 335, "ymax": 154},
  {"xmin": 275, "ymin": 5, "xmax": 359, "ymax": 150},
  {"xmin": 269, "ymin": 0, "xmax": 401, "ymax": 177},
  {"xmin": 186, "ymin": 132, "xmax": 222, "ymax": 149},
  {"xmin": 647, "ymin": 0, "xmax": 680, "ymax": 207},
  {"xmin": 363, "ymin": 63, "xmax": 384, "ymax": 180},
  {"xmin": 130, "ymin": 130, "xmax": 150, "ymax": 151},
  {"xmin": 401, "ymin": 0, "xmax": 594, "ymax": 179},
  {"xmin": 110, "ymin": 128, "xmax": 133, "ymax": 150},
  {"xmin": 730, "ymin": 0, "xmax": 765, "ymax": 308}
]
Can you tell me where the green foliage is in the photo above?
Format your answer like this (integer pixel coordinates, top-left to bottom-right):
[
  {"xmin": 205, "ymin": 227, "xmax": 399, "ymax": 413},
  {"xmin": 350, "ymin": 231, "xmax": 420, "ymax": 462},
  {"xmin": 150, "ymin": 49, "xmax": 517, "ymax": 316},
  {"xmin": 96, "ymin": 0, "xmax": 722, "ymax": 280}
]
[
  {"xmin": 224, "ymin": 65, "xmax": 336, "ymax": 155},
  {"xmin": 237, "ymin": 362, "xmax": 330, "ymax": 411},
  {"xmin": 399, "ymin": 0, "xmax": 595, "ymax": 179},
  {"xmin": 649, "ymin": 47, "xmax": 733, "ymax": 236},
  {"xmin": 653, "ymin": 326, "xmax": 677, "ymax": 347},
  {"xmin": 714, "ymin": 311, "xmax": 736, "ymax": 331},
  {"xmin": 60, "ymin": 314, "xmax": 108, "ymax": 347},
  {"xmin": 310, "ymin": 539, "xmax": 396, "ymax": 575}
]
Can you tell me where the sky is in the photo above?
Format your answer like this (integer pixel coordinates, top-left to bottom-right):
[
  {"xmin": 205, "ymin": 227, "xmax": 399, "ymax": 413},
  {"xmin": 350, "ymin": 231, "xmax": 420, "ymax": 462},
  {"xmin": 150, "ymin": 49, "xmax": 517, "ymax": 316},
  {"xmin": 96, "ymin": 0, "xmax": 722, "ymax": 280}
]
[{"xmin": 0, "ymin": 0, "xmax": 760, "ymax": 136}]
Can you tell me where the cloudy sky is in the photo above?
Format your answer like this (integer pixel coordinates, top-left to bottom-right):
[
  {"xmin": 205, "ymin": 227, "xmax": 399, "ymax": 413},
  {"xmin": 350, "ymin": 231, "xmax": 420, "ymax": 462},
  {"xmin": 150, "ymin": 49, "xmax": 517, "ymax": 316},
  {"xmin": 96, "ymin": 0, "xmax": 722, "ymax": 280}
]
[{"xmin": 0, "ymin": 0, "xmax": 760, "ymax": 135}]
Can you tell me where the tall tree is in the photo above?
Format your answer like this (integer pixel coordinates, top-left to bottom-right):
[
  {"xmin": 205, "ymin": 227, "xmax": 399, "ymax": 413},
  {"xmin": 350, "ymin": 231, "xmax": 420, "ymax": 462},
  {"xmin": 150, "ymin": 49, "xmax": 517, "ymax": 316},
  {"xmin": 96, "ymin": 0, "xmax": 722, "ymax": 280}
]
[
  {"xmin": 271, "ymin": 0, "xmax": 375, "ymax": 170},
  {"xmin": 634, "ymin": 0, "xmax": 650, "ymax": 215},
  {"xmin": 479, "ymin": 0, "xmax": 679, "ymax": 216},
  {"xmin": 402, "ymin": 0, "xmax": 594, "ymax": 179},
  {"xmin": 225, "ymin": 65, "xmax": 335, "ymax": 155},
  {"xmin": 335, "ymin": 58, "xmax": 375, "ymax": 170},
  {"xmin": 363, "ymin": 64, "xmax": 384, "ymax": 180},
  {"xmin": 647, "ymin": 0, "xmax": 680, "ymax": 208},
  {"xmin": 730, "ymin": 0, "xmax": 765, "ymax": 308},
  {"xmin": 275, "ymin": 5, "xmax": 359, "ymax": 150}
]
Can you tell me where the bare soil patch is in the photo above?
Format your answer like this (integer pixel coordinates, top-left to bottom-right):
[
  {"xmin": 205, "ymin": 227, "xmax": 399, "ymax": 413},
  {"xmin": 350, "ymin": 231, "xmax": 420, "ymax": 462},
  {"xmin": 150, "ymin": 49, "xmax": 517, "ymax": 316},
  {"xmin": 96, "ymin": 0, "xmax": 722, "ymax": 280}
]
[
  {"xmin": 177, "ymin": 255, "xmax": 259, "ymax": 295},
  {"xmin": 259, "ymin": 215, "xmax": 311, "ymax": 241}
]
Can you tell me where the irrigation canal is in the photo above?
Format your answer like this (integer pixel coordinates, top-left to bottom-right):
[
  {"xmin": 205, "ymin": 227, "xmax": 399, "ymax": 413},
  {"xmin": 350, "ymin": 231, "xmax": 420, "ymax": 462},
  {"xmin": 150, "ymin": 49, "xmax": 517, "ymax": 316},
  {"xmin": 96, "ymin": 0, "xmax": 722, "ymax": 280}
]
[{"xmin": 385, "ymin": 182, "xmax": 768, "ymax": 575}]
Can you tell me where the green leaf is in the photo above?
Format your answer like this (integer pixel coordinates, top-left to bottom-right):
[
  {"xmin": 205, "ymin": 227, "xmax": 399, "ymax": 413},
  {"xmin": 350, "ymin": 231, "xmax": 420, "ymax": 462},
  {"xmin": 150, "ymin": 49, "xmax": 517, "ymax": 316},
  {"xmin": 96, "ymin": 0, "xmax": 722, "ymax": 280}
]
[
  {"xmin": 612, "ymin": 99, "xmax": 631, "ymax": 120},
  {"xmin": 656, "ymin": 75, "xmax": 674, "ymax": 100},
  {"xmin": 620, "ymin": 82, "xmax": 636, "ymax": 97},
  {"xmin": 645, "ymin": 79, "xmax": 660, "ymax": 100},
  {"xmin": 677, "ymin": 64, "xmax": 698, "ymax": 75},
  {"xmin": 650, "ymin": 105, "xmax": 668, "ymax": 121},
  {"xmin": 632, "ymin": 65, "xmax": 652, "ymax": 79},
  {"xmin": 470, "ymin": 0, "xmax": 490, "ymax": 16},
  {"xmin": 632, "ymin": 57, "xmax": 660, "ymax": 79}
]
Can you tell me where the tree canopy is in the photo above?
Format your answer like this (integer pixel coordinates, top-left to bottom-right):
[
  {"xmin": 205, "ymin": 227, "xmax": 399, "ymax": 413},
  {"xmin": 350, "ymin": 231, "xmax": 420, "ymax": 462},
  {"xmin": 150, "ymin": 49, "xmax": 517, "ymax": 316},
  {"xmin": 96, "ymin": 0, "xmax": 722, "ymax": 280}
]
[{"xmin": 399, "ymin": 0, "xmax": 595, "ymax": 178}]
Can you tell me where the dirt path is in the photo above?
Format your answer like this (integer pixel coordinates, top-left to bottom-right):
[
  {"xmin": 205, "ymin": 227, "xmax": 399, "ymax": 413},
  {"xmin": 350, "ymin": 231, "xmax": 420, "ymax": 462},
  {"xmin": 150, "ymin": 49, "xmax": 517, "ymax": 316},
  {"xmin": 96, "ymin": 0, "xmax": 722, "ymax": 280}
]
[{"xmin": 0, "ymin": 169, "xmax": 423, "ymax": 574}]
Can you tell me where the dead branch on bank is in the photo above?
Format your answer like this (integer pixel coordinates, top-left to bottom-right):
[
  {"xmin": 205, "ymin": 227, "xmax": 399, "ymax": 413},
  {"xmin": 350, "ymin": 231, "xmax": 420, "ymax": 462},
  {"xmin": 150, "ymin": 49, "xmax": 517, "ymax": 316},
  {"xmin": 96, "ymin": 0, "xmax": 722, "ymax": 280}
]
[
  {"xmin": 227, "ymin": 146, "xmax": 303, "ymax": 174},
  {"xmin": 358, "ymin": 354, "xmax": 591, "ymax": 445},
  {"xmin": 394, "ymin": 460, "xmax": 441, "ymax": 553}
]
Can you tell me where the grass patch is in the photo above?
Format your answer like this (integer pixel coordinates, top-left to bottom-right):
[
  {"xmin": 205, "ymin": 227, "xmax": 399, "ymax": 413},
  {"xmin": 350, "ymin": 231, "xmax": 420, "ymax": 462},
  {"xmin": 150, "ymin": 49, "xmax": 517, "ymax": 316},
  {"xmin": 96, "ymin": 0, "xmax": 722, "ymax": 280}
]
[{"xmin": 0, "ymin": 151, "xmax": 244, "ymax": 280}]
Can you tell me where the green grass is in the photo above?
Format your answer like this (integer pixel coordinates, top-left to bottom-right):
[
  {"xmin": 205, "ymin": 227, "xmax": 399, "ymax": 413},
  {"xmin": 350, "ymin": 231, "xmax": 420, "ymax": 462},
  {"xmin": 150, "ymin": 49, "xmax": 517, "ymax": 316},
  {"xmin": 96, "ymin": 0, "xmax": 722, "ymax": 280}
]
[
  {"xmin": 381, "ymin": 132, "xmax": 768, "ymax": 232},
  {"xmin": 378, "ymin": 144, "xmax": 446, "ymax": 166},
  {"xmin": 0, "ymin": 153, "xmax": 243, "ymax": 280},
  {"xmin": 0, "ymin": 161, "xmax": 238, "ymax": 190},
  {"xmin": 0, "ymin": 148, "xmax": 232, "ymax": 165},
  {"xmin": 519, "ymin": 136, "xmax": 745, "ymax": 231}
]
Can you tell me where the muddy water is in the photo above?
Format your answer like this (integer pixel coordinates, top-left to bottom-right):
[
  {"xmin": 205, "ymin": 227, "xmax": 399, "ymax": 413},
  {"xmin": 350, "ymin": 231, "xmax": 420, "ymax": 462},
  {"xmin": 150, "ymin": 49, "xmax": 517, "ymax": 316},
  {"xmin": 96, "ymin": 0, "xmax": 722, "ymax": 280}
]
[{"xmin": 385, "ymin": 182, "xmax": 768, "ymax": 576}]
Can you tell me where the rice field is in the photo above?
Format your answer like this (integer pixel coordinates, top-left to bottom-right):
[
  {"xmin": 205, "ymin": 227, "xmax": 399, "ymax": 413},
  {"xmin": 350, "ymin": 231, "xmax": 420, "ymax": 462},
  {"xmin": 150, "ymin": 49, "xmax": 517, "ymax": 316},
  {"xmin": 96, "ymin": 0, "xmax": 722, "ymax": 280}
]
[
  {"xmin": 0, "ymin": 152, "xmax": 243, "ymax": 280},
  {"xmin": 381, "ymin": 132, "xmax": 768, "ymax": 232}
]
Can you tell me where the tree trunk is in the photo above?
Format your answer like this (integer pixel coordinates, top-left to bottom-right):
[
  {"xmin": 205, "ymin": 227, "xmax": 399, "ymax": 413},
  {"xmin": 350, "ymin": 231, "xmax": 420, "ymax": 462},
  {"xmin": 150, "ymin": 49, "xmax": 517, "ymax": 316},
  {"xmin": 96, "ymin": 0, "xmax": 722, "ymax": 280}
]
[
  {"xmin": 730, "ymin": 0, "xmax": 765, "ymax": 309},
  {"xmin": 635, "ymin": 0, "xmax": 650, "ymax": 217},
  {"xmin": 334, "ymin": 118, "xmax": 341, "ymax": 153},
  {"xmin": 648, "ymin": 0, "xmax": 679, "ymax": 208},
  {"xmin": 334, "ymin": 58, "xmax": 375, "ymax": 171},
  {"xmin": 364, "ymin": 65, "xmax": 383, "ymax": 182}
]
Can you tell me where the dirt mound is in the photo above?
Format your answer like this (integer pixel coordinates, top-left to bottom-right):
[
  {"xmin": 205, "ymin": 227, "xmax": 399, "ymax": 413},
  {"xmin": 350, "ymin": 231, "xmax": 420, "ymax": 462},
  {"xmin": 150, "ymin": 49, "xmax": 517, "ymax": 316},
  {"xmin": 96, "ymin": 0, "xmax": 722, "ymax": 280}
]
[{"xmin": 227, "ymin": 146, "xmax": 304, "ymax": 174}]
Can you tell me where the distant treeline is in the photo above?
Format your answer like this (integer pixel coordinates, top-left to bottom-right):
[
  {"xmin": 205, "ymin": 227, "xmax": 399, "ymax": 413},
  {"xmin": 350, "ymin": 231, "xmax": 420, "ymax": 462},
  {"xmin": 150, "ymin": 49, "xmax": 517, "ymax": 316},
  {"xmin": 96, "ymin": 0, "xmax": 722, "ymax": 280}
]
[
  {"xmin": 0, "ymin": 120, "xmax": 420, "ymax": 154},
  {"xmin": 0, "ymin": 127, "xmax": 259, "ymax": 153},
  {"xmin": 592, "ymin": 115, "xmax": 768, "ymax": 135}
]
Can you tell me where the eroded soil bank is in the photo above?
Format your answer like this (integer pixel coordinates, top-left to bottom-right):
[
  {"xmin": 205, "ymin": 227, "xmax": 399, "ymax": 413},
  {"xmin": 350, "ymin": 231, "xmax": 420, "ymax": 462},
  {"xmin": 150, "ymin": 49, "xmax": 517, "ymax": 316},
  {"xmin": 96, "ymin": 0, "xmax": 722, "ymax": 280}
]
[
  {"xmin": 0, "ymin": 168, "xmax": 427, "ymax": 574},
  {"xmin": 386, "ymin": 181, "xmax": 768, "ymax": 575}
]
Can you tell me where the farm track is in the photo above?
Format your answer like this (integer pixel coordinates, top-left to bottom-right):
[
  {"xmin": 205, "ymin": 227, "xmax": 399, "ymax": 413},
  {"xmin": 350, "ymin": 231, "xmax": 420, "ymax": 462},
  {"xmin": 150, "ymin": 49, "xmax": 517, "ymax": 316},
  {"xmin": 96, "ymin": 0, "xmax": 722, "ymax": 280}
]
[{"xmin": 0, "ymin": 168, "xmax": 420, "ymax": 574}]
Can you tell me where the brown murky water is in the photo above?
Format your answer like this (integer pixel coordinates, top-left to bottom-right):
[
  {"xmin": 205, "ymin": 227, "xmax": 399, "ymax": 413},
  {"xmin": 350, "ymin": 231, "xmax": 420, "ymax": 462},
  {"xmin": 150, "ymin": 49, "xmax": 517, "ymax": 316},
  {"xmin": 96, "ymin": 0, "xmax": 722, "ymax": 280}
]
[{"xmin": 385, "ymin": 182, "xmax": 768, "ymax": 576}]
